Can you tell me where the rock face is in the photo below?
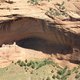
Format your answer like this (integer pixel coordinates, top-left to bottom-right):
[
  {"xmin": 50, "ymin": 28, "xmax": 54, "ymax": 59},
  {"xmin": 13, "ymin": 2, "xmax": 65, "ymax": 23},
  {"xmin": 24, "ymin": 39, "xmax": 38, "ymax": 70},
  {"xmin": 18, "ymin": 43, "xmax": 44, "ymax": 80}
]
[
  {"xmin": 0, "ymin": 0, "xmax": 80, "ymax": 63},
  {"xmin": 0, "ymin": 17, "xmax": 80, "ymax": 55},
  {"xmin": 0, "ymin": 0, "xmax": 5, "ymax": 2}
]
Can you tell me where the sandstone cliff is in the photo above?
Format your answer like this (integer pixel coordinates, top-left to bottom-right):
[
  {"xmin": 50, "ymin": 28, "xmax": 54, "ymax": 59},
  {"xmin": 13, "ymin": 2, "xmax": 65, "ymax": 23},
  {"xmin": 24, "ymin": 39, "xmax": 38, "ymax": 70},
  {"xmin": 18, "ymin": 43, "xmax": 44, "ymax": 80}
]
[{"xmin": 0, "ymin": 0, "xmax": 80, "ymax": 63}]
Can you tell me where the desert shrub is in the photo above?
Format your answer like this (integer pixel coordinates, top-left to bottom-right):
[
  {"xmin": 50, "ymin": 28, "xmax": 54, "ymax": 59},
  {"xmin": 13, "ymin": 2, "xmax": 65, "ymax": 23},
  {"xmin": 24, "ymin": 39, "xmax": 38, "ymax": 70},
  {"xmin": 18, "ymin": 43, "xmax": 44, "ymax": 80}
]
[
  {"xmin": 56, "ymin": 66, "xmax": 69, "ymax": 80},
  {"xmin": 25, "ymin": 59, "xmax": 27, "ymax": 63},
  {"xmin": 27, "ymin": 61, "xmax": 34, "ymax": 66},
  {"xmin": 72, "ymin": 67, "xmax": 79, "ymax": 73},
  {"xmin": 75, "ymin": 73, "xmax": 80, "ymax": 79},
  {"xmin": 46, "ymin": 1, "xmax": 68, "ymax": 17},
  {"xmin": 36, "ymin": 59, "xmax": 53, "ymax": 69},
  {"xmin": 17, "ymin": 60, "xmax": 21, "ymax": 64},
  {"xmin": 52, "ymin": 75, "xmax": 56, "ymax": 79},
  {"xmin": 27, "ymin": 0, "xmax": 52, "ymax": 5},
  {"xmin": 56, "ymin": 75, "xmax": 61, "ymax": 79},
  {"xmin": 67, "ymin": 70, "xmax": 71, "ymax": 76},
  {"xmin": 17, "ymin": 60, "xmax": 26, "ymax": 67},
  {"xmin": 57, "ymin": 66, "xmax": 67, "ymax": 75},
  {"xmin": 46, "ymin": 77, "xmax": 51, "ymax": 80},
  {"xmin": 26, "ymin": 59, "xmax": 53, "ymax": 69},
  {"xmin": 27, "ymin": 0, "xmax": 40, "ymax": 5},
  {"xmin": 19, "ymin": 61, "xmax": 26, "ymax": 67},
  {"xmin": 27, "ymin": 60, "xmax": 37, "ymax": 69},
  {"xmin": 11, "ymin": 61, "xmax": 14, "ymax": 63}
]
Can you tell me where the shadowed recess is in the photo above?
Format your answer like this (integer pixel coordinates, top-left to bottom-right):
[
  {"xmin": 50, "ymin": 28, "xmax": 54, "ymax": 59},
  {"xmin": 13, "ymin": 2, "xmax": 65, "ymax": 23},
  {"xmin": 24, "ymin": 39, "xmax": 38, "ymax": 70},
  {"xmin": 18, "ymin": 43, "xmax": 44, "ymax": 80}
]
[{"xmin": 16, "ymin": 37, "xmax": 73, "ymax": 54}]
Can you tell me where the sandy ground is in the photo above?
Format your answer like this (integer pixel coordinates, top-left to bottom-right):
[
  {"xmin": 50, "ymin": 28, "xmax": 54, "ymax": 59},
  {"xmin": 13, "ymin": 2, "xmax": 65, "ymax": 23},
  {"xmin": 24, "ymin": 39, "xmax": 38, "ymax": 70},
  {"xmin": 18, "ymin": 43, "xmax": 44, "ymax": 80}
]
[{"xmin": 0, "ymin": 43, "xmax": 77, "ymax": 69}]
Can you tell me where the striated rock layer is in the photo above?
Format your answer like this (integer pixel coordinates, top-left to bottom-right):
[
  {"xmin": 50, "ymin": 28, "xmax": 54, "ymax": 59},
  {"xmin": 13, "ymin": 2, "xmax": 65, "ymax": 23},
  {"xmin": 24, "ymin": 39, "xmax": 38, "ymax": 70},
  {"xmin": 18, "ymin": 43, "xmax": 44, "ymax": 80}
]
[
  {"xmin": 0, "ymin": 16, "xmax": 80, "ymax": 62},
  {"xmin": 0, "ymin": 0, "xmax": 80, "ymax": 63}
]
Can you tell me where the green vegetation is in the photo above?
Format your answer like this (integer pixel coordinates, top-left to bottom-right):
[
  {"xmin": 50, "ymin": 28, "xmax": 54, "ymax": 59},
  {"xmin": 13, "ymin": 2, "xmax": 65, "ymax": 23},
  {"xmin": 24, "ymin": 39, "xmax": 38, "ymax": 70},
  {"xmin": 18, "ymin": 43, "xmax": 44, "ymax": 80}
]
[
  {"xmin": 27, "ymin": 0, "xmax": 40, "ymax": 5},
  {"xmin": 27, "ymin": 0, "xmax": 51, "ymax": 5},
  {"xmin": 16, "ymin": 59, "xmax": 53, "ymax": 69},
  {"xmin": 0, "ymin": 59, "xmax": 80, "ymax": 80},
  {"xmin": 46, "ymin": 1, "xmax": 68, "ymax": 17}
]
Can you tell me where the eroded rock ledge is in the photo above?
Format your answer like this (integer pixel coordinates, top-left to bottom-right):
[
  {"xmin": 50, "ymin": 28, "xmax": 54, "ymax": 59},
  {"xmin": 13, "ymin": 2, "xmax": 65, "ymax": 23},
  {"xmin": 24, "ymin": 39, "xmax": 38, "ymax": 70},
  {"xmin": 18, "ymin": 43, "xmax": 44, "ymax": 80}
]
[{"xmin": 0, "ymin": 15, "xmax": 80, "ymax": 63}]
